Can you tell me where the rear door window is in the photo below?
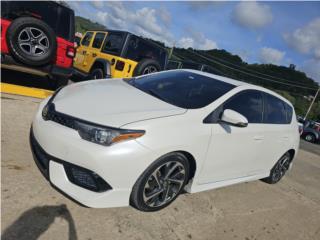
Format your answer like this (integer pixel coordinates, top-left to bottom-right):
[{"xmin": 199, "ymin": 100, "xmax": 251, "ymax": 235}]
[
  {"xmin": 102, "ymin": 32, "xmax": 126, "ymax": 55},
  {"xmin": 263, "ymin": 93, "xmax": 287, "ymax": 124},
  {"xmin": 81, "ymin": 32, "xmax": 93, "ymax": 47},
  {"xmin": 223, "ymin": 90, "xmax": 263, "ymax": 123},
  {"xmin": 92, "ymin": 32, "xmax": 106, "ymax": 49}
]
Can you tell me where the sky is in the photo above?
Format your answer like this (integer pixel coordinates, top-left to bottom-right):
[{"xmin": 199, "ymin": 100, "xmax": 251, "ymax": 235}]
[{"xmin": 68, "ymin": 1, "xmax": 320, "ymax": 84}]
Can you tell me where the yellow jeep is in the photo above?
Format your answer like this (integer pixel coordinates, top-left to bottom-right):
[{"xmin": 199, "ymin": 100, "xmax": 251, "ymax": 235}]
[{"xmin": 73, "ymin": 30, "xmax": 168, "ymax": 79}]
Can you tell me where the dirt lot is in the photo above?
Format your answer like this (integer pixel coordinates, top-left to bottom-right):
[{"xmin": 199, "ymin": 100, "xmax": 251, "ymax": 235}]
[{"xmin": 1, "ymin": 93, "xmax": 320, "ymax": 240}]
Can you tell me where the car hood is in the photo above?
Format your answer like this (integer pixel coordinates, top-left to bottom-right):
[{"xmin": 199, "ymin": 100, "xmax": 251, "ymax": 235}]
[{"xmin": 53, "ymin": 79, "xmax": 186, "ymax": 128}]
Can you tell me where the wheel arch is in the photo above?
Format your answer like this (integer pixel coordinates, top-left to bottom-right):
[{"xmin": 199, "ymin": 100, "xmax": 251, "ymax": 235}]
[
  {"xmin": 91, "ymin": 58, "xmax": 111, "ymax": 77},
  {"xmin": 173, "ymin": 150, "xmax": 197, "ymax": 182},
  {"xmin": 287, "ymin": 149, "xmax": 296, "ymax": 160}
]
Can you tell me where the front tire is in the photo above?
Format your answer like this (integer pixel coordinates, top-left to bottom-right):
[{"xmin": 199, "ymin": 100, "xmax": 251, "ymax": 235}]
[
  {"xmin": 262, "ymin": 152, "xmax": 292, "ymax": 184},
  {"xmin": 130, "ymin": 153, "xmax": 190, "ymax": 212}
]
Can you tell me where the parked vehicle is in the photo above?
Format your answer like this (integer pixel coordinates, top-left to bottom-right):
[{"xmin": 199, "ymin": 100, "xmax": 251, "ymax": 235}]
[
  {"xmin": 73, "ymin": 30, "xmax": 168, "ymax": 80},
  {"xmin": 1, "ymin": 1, "xmax": 75, "ymax": 88},
  {"xmin": 301, "ymin": 120, "xmax": 320, "ymax": 143},
  {"xmin": 30, "ymin": 70, "xmax": 299, "ymax": 211}
]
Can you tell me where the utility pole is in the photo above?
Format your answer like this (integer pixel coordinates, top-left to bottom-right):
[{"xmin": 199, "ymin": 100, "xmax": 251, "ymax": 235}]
[
  {"xmin": 168, "ymin": 41, "xmax": 175, "ymax": 59},
  {"xmin": 304, "ymin": 87, "xmax": 320, "ymax": 120}
]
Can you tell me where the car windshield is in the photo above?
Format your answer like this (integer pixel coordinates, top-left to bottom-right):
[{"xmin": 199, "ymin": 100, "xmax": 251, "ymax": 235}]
[{"xmin": 126, "ymin": 71, "xmax": 235, "ymax": 109}]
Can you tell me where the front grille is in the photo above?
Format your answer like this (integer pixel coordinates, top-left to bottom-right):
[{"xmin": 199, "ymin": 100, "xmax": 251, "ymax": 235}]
[
  {"xmin": 30, "ymin": 129, "xmax": 50, "ymax": 180},
  {"xmin": 43, "ymin": 103, "xmax": 76, "ymax": 129}
]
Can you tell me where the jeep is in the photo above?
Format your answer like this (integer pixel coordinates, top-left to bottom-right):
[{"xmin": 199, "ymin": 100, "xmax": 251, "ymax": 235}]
[
  {"xmin": 73, "ymin": 30, "xmax": 168, "ymax": 79},
  {"xmin": 1, "ymin": 1, "xmax": 75, "ymax": 88}
]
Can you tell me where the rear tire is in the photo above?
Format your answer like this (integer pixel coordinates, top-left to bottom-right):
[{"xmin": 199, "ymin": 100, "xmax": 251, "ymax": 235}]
[
  {"xmin": 262, "ymin": 152, "xmax": 292, "ymax": 184},
  {"xmin": 133, "ymin": 58, "xmax": 161, "ymax": 76},
  {"xmin": 89, "ymin": 68, "xmax": 104, "ymax": 80},
  {"xmin": 6, "ymin": 17, "xmax": 57, "ymax": 66},
  {"xmin": 130, "ymin": 153, "xmax": 190, "ymax": 212}
]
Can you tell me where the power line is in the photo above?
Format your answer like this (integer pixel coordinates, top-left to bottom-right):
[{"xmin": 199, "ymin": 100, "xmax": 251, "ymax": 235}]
[
  {"xmin": 186, "ymin": 49, "xmax": 319, "ymax": 91},
  {"xmin": 196, "ymin": 50, "xmax": 304, "ymax": 85}
]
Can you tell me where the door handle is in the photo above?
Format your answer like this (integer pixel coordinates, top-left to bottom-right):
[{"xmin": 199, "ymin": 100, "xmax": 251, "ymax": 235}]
[
  {"xmin": 82, "ymin": 50, "xmax": 87, "ymax": 54},
  {"xmin": 92, "ymin": 53, "xmax": 97, "ymax": 57},
  {"xmin": 253, "ymin": 136, "xmax": 264, "ymax": 140}
]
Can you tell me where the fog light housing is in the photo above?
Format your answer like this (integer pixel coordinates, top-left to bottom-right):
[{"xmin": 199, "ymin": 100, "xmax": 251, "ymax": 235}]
[{"xmin": 64, "ymin": 163, "xmax": 112, "ymax": 192}]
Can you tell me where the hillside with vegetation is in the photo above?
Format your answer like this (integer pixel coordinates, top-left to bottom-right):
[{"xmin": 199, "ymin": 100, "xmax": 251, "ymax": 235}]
[{"xmin": 75, "ymin": 16, "xmax": 107, "ymax": 33}]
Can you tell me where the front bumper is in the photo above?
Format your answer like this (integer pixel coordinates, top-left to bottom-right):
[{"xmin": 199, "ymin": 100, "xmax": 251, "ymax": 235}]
[{"xmin": 30, "ymin": 100, "xmax": 153, "ymax": 208}]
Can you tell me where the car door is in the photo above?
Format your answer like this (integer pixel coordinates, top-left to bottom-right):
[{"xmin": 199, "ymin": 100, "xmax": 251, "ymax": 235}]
[
  {"xmin": 86, "ymin": 32, "xmax": 107, "ymax": 69},
  {"xmin": 74, "ymin": 31, "xmax": 94, "ymax": 73},
  {"xmin": 260, "ymin": 93, "xmax": 293, "ymax": 169},
  {"xmin": 198, "ymin": 90, "xmax": 266, "ymax": 184},
  {"xmin": 99, "ymin": 31, "xmax": 137, "ymax": 78}
]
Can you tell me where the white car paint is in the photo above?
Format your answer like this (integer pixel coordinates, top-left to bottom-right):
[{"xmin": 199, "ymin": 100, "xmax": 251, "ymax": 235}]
[{"xmin": 31, "ymin": 69, "xmax": 300, "ymax": 208}]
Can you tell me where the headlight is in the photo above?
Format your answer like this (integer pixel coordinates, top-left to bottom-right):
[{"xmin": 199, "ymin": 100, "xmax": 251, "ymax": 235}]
[{"xmin": 75, "ymin": 121, "xmax": 145, "ymax": 146}]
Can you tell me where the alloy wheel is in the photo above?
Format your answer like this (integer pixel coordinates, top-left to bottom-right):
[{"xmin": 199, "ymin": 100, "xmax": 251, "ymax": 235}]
[
  {"xmin": 18, "ymin": 27, "xmax": 49, "ymax": 56},
  {"xmin": 143, "ymin": 161, "xmax": 186, "ymax": 208},
  {"xmin": 271, "ymin": 154, "xmax": 291, "ymax": 182},
  {"xmin": 142, "ymin": 65, "xmax": 158, "ymax": 75},
  {"xmin": 305, "ymin": 134, "xmax": 314, "ymax": 142}
]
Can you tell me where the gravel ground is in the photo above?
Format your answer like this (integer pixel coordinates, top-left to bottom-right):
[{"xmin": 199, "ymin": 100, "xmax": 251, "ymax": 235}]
[{"xmin": 1, "ymin": 93, "xmax": 320, "ymax": 240}]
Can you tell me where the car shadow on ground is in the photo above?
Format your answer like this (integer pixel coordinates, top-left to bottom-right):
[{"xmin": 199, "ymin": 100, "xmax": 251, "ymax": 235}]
[{"xmin": 1, "ymin": 204, "xmax": 77, "ymax": 240}]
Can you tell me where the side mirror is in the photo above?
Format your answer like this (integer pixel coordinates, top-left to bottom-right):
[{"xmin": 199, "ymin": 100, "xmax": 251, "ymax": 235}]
[{"xmin": 219, "ymin": 109, "xmax": 248, "ymax": 127}]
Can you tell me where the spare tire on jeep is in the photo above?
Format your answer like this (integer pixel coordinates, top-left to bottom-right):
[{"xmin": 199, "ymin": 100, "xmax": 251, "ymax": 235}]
[
  {"xmin": 6, "ymin": 17, "xmax": 57, "ymax": 67},
  {"xmin": 133, "ymin": 58, "xmax": 161, "ymax": 76}
]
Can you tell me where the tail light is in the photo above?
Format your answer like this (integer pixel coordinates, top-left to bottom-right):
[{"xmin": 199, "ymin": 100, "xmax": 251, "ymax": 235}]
[
  {"xmin": 66, "ymin": 46, "xmax": 75, "ymax": 58},
  {"xmin": 115, "ymin": 60, "xmax": 125, "ymax": 71}
]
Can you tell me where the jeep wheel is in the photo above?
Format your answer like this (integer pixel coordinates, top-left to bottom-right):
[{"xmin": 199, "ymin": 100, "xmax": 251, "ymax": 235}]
[
  {"xmin": 133, "ymin": 59, "xmax": 161, "ymax": 76},
  {"xmin": 89, "ymin": 68, "xmax": 104, "ymax": 80},
  {"xmin": 6, "ymin": 17, "xmax": 57, "ymax": 67}
]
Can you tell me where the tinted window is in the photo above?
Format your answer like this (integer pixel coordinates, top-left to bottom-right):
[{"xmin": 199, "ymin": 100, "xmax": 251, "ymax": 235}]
[
  {"xmin": 126, "ymin": 71, "xmax": 235, "ymax": 109},
  {"xmin": 166, "ymin": 60, "xmax": 181, "ymax": 70},
  {"xmin": 285, "ymin": 103, "xmax": 293, "ymax": 124},
  {"xmin": 81, "ymin": 32, "xmax": 93, "ymax": 46},
  {"xmin": 102, "ymin": 32, "xmax": 125, "ymax": 55},
  {"xmin": 180, "ymin": 62, "xmax": 201, "ymax": 70},
  {"xmin": 125, "ymin": 36, "xmax": 167, "ymax": 67},
  {"xmin": 263, "ymin": 93, "xmax": 287, "ymax": 124},
  {"xmin": 223, "ymin": 90, "xmax": 263, "ymax": 123},
  {"xmin": 92, "ymin": 32, "xmax": 106, "ymax": 49},
  {"xmin": 1, "ymin": 1, "xmax": 74, "ymax": 41}
]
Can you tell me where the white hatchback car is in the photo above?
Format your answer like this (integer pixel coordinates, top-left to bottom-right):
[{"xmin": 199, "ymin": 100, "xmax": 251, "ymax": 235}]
[{"xmin": 30, "ymin": 70, "xmax": 300, "ymax": 211}]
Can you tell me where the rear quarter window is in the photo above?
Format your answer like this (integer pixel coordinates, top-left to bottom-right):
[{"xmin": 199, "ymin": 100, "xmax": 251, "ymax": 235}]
[{"xmin": 284, "ymin": 103, "xmax": 293, "ymax": 124}]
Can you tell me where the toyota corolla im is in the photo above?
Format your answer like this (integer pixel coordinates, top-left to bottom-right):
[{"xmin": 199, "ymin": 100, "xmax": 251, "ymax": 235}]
[{"xmin": 30, "ymin": 70, "xmax": 299, "ymax": 211}]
